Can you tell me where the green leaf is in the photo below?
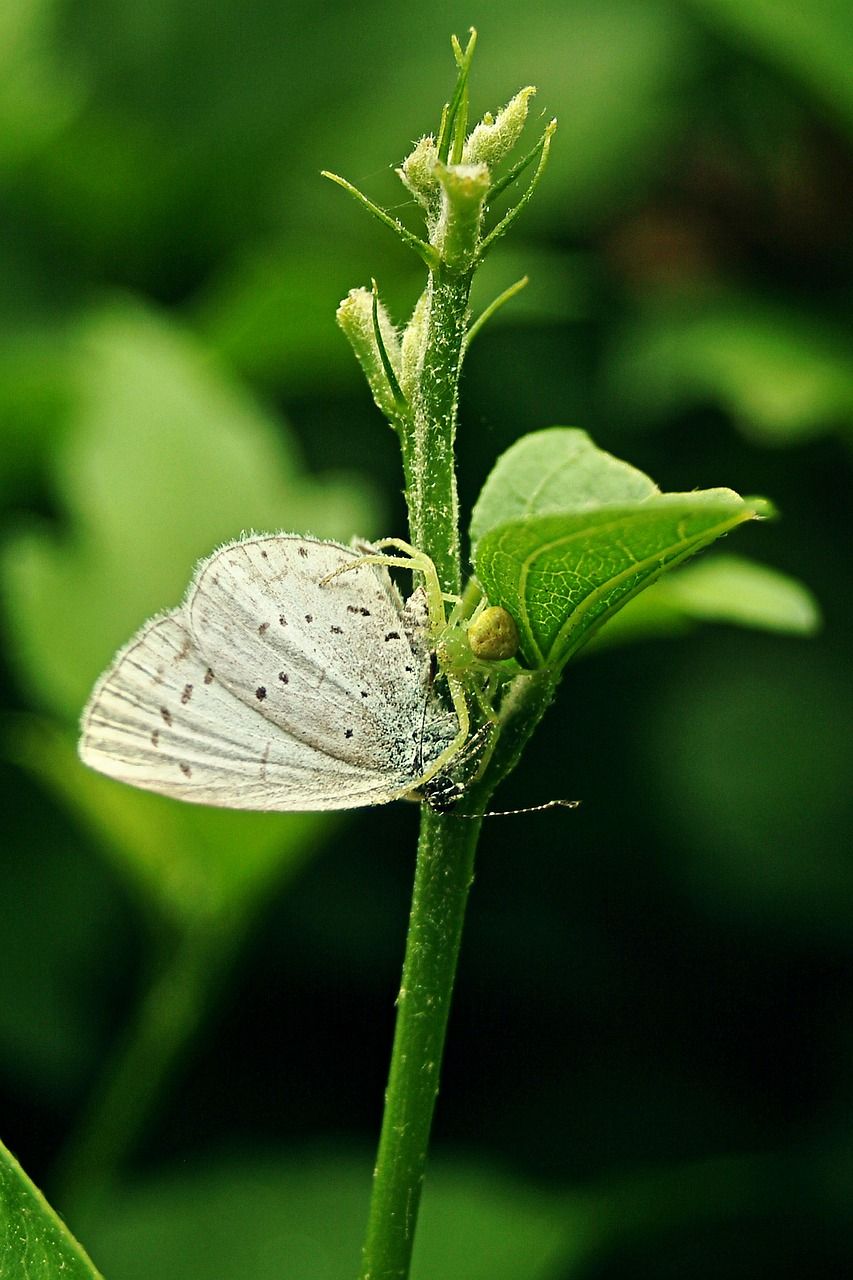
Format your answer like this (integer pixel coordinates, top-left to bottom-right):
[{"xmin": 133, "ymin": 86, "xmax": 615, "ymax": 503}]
[
  {"xmin": 470, "ymin": 427, "xmax": 658, "ymax": 546},
  {"xmin": 82, "ymin": 1154, "xmax": 567, "ymax": 1280},
  {"xmin": 587, "ymin": 554, "xmax": 821, "ymax": 649},
  {"xmin": 471, "ymin": 429, "xmax": 768, "ymax": 668},
  {"xmin": 476, "ymin": 493, "xmax": 765, "ymax": 669},
  {"xmin": 0, "ymin": 0, "xmax": 83, "ymax": 172},
  {"xmin": 688, "ymin": 0, "xmax": 853, "ymax": 133},
  {"xmin": 0, "ymin": 1138, "xmax": 103, "ymax": 1279},
  {"xmin": 0, "ymin": 303, "xmax": 374, "ymax": 926},
  {"xmin": 5, "ymin": 714, "xmax": 325, "ymax": 926},
  {"xmin": 609, "ymin": 298, "xmax": 853, "ymax": 445}
]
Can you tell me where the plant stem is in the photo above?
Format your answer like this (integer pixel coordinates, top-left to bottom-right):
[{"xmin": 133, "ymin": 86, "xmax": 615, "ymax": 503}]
[
  {"xmin": 360, "ymin": 263, "xmax": 476, "ymax": 1280},
  {"xmin": 357, "ymin": 45, "xmax": 548, "ymax": 1275},
  {"xmin": 400, "ymin": 269, "xmax": 473, "ymax": 596},
  {"xmin": 358, "ymin": 809, "xmax": 482, "ymax": 1280}
]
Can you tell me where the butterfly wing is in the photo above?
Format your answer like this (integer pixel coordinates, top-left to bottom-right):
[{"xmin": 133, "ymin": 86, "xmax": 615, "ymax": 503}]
[
  {"xmin": 186, "ymin": 535, "xmax": 457, "ymax": 784},
  {"xmin": 79, "ymin": 535, "xmax": 458, "ymax": 810}
]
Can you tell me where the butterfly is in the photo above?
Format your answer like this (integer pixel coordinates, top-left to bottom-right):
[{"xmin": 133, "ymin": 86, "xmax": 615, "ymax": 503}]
[{"xmin": 79, "ymin": 534, "xmax": 467, "ymax": 811}]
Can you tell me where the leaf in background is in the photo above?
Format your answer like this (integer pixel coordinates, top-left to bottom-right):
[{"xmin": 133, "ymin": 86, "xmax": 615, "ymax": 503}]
[
  {"xmin": 3, "ymin": 302, "xmax": 378, "ymax": 719},
  {"xmin": 471, "ymin": 428, "xmax": 770, "ymax": 667},
  {"xmin": 609, "ymin": 298, "xmax": 853, "ymax": 445},
  {"xmin": 0, "ymin": 0, "xmax": 83, "ymax": 172},
  {"xmin": 687, "ymin": 0, "xmax": 853, "ymax": 134},
  {"xmin": 82, "ymin": 1154, "xmax": 568, "ymax": 1280},
  {"xmin": 0, "ymin": 302, "xmax": 378, "ymax": 926},
  {"xmin": 0, "ymin": 1138, "xmax": 103, "ymax": 1279},
  {"xmin": 587, "ymin": 553, "xmax": 821, "ymax": 650}
]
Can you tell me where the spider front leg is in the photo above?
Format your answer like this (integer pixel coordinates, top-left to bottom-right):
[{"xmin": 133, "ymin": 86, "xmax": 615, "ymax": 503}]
[
  {"xmin": 407, "ymin": 667, "xmax": 471, "ymax": 793},
  {"xmin": 321, "ymin": 538, "xmax": 457, "ymax": 641}
]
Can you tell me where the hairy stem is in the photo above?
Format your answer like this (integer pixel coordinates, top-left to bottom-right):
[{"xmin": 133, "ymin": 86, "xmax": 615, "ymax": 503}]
[
  {"xmin": 400, "ymin": 269, "xmax": 473, "ymax": 596},
  {"xmin": 359, "ymin": 269, "xmax": 477, "ymax": 1280}
]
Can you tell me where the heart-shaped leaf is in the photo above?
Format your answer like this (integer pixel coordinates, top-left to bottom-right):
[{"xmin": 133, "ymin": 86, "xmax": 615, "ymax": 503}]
[
  {"xmin": 470, "ymin": 427, "xmax": 658, "ymax": 544},
  {"xmin": 471, "ymin": 429, "xmax": 770, "ymax": 668}
]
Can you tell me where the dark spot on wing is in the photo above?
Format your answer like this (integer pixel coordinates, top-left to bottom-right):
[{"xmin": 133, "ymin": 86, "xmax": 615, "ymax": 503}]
[
  {"xmin": 181, "ymin": 683, "xmax": 193, "ymax": 704},
  {"xmin": 151, "ymin": 729, "xmax": 160, "ymax": 747},
  {"xmin": 344, "ymin": 728, "xmax": 353, "ymax": 739},
  {"xmin": 298, "ymin": 546, "xmax": 309, "ymax": 558},
  {"xmin": 305, "ymin": 614, "xmax": 313, "ymax": 623},
  {"xmin": 347, "ymin": 605, "xmax": 371, "ymax": 617},
  {"xmin": 258, "ymin": 621, "xmax": 269, "ymax": 635},
  {"xmin": 260, "ymin": 550, "xmax": 268, "ymax": 559},
  {"xmin": 278, "ymin": 671, "xmax": 289, "ymax": 684},
  {"xmin": 179, "ymin": 762, "xmax": 192, "ymax": 777},
  {"xmin": 204, "ymin": 668, "xmax": 214, "ymax": 684},
  {"xmin": 256, "ymin": 686, "xmax": 267, "ymax": 701},
  {"xmin": 330, "ymin": 625, "xmax": 343, "ymax": 635},
  {"xmin": 360, "ymin": 690, "xmax": 368, "ymax": 698},
  {"xmin": 279, "ymin": 615, "xmax": 287, "ymax": 626},
  {"xmin": 385, "ymin": 631, "xmax": 401, "ymax": 642},
  {"xmin": 212, "ymin": 574, "xmax": 219, "ymax": 586},
  {"xmin": 160, "ymin": 707, "xmax": 172, "ymax": 726},
  {"xmin": 177, "ymin": 638, "xmax": 191, "ymax": 660}
]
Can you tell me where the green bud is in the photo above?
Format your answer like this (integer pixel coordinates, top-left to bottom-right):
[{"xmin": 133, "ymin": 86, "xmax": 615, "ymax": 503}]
[
  {"xmin": 462, "ymin": 86, "xmax": 536, "ymax": 169},
  {"xmin": 397, "ymin": 135, "xmax": 440, "ymax": 210},
  {"xmin": 400, "ymin": 288, "xmax": 430, "ymax": 402},
  {"xmin": 467, "ymin": 605, "xmax": 519, "ymax": 661},
  {"xmin": 336, "ymin": 287, "xmax": 402, "ymax": 421}
]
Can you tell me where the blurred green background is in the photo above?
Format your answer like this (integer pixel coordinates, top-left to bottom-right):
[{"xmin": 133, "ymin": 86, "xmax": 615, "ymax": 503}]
[{"xmin": 1, "ymin": 1, "xmax": 851, "ymax": 1276}]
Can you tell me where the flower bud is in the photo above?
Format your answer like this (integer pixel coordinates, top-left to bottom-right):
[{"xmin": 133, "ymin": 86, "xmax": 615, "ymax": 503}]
[
  {"xmin": 462, "ymin": 86, "xmax": 536, "ymax": 168},
  {"xmin": 336, "ymin": 287, "xmax": 402, "ymax": 421},
  {"xmin": 397, "ymin": 135, "xmax": 440, "ymax": 210}
]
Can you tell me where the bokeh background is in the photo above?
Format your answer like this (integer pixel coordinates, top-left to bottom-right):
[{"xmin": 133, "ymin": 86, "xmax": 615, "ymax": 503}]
[{"xmin": 1, "ymin": 1, "xmax": 851, "ymax": 1276}]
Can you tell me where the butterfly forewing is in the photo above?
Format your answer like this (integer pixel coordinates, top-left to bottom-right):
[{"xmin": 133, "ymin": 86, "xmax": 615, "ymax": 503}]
[
  {"xmin": 186, "ymin": 536, "xmax": 454, "ymax": 781},
  {"xmin": 79, "ymin": 536, "xmax": 460, "ymax": 810}
]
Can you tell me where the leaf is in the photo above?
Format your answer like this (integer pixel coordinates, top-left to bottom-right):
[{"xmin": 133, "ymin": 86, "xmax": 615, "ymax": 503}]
[
  {"xmin": 471, "ymin": 429, "xmax": 768, "ymax": 669},
  {"xmin": 0, "ymin": 1138, "xmax": 103, "ymax": 1279},
  {"xmin": 687, "ymin": 0, "xmax": 853, "ymax": 133},
  {"xmin": 470, "ymin": 427, "xmax": 659, "ymax": 545},
  {"xmin": 609, "ymin": 298, "xmax": 853, "ymax": 445},
  {"xmin": 476, "ymin": 493, "xmax": 766, "ymax": 669},
  {"xmin": 0, "ymin": 303, "xmax": 375, "ymax": 925},
  {"xmin": 587, "ymin": 554, "xmax": 821, "ymax": 650},
  {"xmin": 2, "ymin": 303, "xmax": 378, "ymax": 721},
  {"xmin": 5, "ymin": 715, "xmax": 324, "ymax": 926},
  {"xmin": 0, "ymin": 0, "xmax": 83, "ymax": 172},
  {"xmin": 81, "ymin": 1154, "xmax": 568, "ymax": 1280}
]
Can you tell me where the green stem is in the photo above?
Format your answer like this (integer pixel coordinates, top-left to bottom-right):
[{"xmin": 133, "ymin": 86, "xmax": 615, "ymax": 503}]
[
  {"xmin": 400, "ymin": 269, "xmax": 473, "ymax": 596},
  {"xmin": 358, "ymin": 810, "xmax": 482, "ymax": 1280},
  {"xmin": 356, "ymin": 40, "xmax": 552, "ymax": 1278},
  {"xmin": 360, "ymin": 257, "xmax": 476, "ymax": 1280}
]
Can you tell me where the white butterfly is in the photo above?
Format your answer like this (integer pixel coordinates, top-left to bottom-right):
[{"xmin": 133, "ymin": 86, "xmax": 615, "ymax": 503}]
[{"xmin": 79, "ymin": 535, "xmax": 465, "ymax": 811}]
